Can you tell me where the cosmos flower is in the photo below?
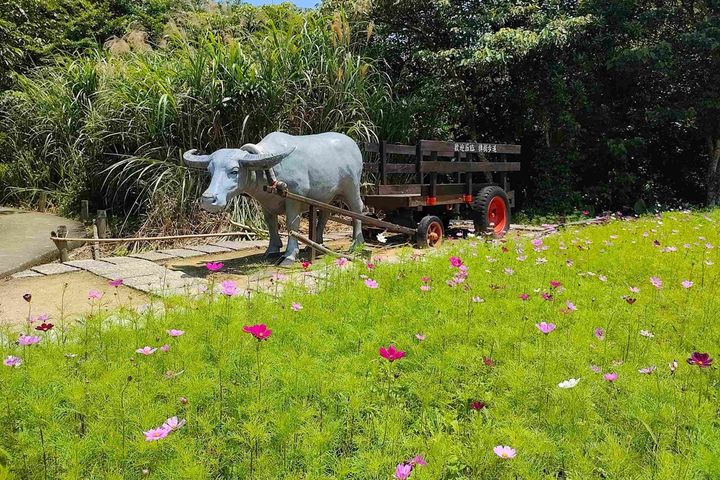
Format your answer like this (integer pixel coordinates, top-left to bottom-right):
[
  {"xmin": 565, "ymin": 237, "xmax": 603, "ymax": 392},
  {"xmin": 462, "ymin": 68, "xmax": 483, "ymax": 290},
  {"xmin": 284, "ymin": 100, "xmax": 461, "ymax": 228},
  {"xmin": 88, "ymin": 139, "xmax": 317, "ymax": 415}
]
[
  {"xmin": 379, "ymin": 345, "xmax": 405, "ymax": 362},
  {"xmin": 493, "ymin": 445, "xmax": 516, "ymax": 459},
  {"xmin": 364, "ymin": 279, "xmax": 378, "ymax": 289},
  {"xmin": 291, "ymin": 303, "xmax": 303, "ymax": 311},
  {"xmin": 206, "ymin": 262, "xmax": 224, "ymax": 272},
  {"xmin": 640, "ymin": 330, "xmax": 654, "ymax": 338},
  {"xmin": 3, "ymin": 356, "xmax": 22, "ymax": 367},
  {"xmin": 681, "ymin": 280, "xmax": 693, "ymax": 289},
  {"xmin": 335, "ymin": 257, "xmax": 349, "ymax": 267},
  {"xmin": 221, "ymin": 280, "xmax": 238, "ymax": 296},
  {"xmin": 590, "ymin": 365, "xmax": 602, "ymax": 374},
  {"xmin": 550, "ymin": 280, "xmax": 561, "ymax": 288},
  {"xmin": 160, "ymin": 344, "xmax": 170, "ymax": 352},
  {"xmin": 518, "ymin": 293, "xmax": 530, "ymax": 301},
  {"xmin": 243, "ymin": 324, "xmax": 272, "ymax": 341},
  {"xmin": 376, "ymin": 232, "xmax": 388, "ymax": 244},
  {"xmin": 415, "ymin": 334, "xmax": 425, "ymax": 341},
  {"xmin": 687, "ymin": 352, "xmax": 713, "ymax": 368},
  {"xmin": 470, "ymin": 401, "xmax": 486, "ymax": 410},
  {"xmin": 301, "ymin": 261, "xmax": 311, "ymax": 270},
  {"xmin": 136, "ymin": 346, "xmax": 156, "ymax": 356},
  {"xmin": 167, "ymin": 329, "xmax": 184, "ymax": 337},
  {"xmin": 35, "ymin": 322, "xmax": 54, "ymax": 332},
  {"xmin": 536, "ymin": 322, "xmax": 556, "ymax": 334},
  {"xmin": 639, "ymin": 366, "xmax": 656, "ymax": 374},
  {"xmin": 162, "ymin": 416, "xmax": 186, "ymax": 431},
  {"xmin": 109, "ymin": 279, "xmax": 124, "ymax": 287},
  {"xmin": 144, "ymin": 427, "xmax": 170, "ymax": 441},
  {"xmin": 88, "ymin": 290, "xmax": 103, "ymax": 300},
  {"xmin": 409, "ymin": 455, "xmax": 427, "ymax": 467},
  {"xmin": 629, "ymin": 286, "xmax": 640, "ymax": 293},
  {"xmin": 594, "ymin": 328, "xmax": 605, "ymax": 341},
  {"xmin": 420, "ymin": 285, "xmax": 431, "ymax": 291},
  {"xmin": 18, "ymin": 335, "xmax": 40, "ymax": 346},
  {"xmin": 558, "ymin": 378, "xmax": 580, "ymax": 389},
  {"xmin": 449, "ymin": 256, "xmax": 463, "ymax": 268},
  {"xmin": 394, "ymin": 463, "xmax": 412, "ymax": 480},
  {"xmin": 604, "ymin": 373, "xmax": 618, "ymax": 382},
  {"xmin": 650, "ymin": 276, "xmax": 663, "ymax": 289}
]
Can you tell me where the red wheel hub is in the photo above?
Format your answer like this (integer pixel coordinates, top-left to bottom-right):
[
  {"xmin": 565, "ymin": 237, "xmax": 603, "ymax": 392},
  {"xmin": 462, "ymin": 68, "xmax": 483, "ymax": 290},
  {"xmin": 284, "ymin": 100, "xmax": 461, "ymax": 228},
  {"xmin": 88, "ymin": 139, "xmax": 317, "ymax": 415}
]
[
  {"xmin": 487, "ymin": 196, "xmax": 507, "ymax": 234},
  {"xmin": 427, "ymin": 222, "xmax": 443, "ymax": 247}
]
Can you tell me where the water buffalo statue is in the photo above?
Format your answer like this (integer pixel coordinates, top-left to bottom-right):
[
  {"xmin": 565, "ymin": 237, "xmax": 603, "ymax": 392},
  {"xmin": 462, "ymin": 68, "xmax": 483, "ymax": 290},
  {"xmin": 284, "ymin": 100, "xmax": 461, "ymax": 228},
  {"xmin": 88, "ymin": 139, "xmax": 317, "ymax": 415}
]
[{"xmin": 184, "ymin": 132, "xmax": 364, "ymax": 265}]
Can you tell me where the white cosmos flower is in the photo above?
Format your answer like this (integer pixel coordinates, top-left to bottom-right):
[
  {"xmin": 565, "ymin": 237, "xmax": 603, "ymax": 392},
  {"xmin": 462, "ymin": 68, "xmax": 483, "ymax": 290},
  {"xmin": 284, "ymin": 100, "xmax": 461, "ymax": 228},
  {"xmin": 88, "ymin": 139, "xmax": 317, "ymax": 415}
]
[
  {"xmin": 376, "ymin": 232, "xmax": 387, "ymax": 244},
  {"xmin": 558, "ymin": 378, "xmax": 580, "ymax": 389}
]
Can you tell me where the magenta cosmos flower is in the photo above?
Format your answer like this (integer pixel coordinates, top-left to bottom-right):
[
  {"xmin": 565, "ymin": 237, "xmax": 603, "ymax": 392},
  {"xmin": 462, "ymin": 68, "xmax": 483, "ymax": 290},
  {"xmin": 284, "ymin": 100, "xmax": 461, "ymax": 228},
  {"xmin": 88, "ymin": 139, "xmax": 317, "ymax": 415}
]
[
  {"xmin": 604, "ymin": 373, "xmax": 618, "ymax": 382},
  {"xmin": 206, "ymin": 262, "xmax": 224, "ymax": 272},
  {"xmin": 136, "ymin": 346, "xmax": 156, "ymax": 356},
  {"xmin": 449, "ymin": 256, "xmax": 463, "ymax": 268},
  {"xmin": 88, "ymin": 290, "xmax": 103, "ymax": 300},
  {"xmin": 167, "ymin": 329, "xmax": 184, "ymax": 337},
  {"xmin": 536, "ymin": 322, "xmax": 556, "ymax": 334},
  {"xmin": 301, "ymin": 261, "xmax": 311, "ymax": 269},
  {"xmin": 687, "ymin": 352, "xmax": 713, "ymax": 368},
  {"xmin": 493, "ymin": 445, "xmax": 516, "ymax": 459},
  {"xmin": 109, "ymin": 279, "xmax": 124, "ymax": 288},
  {"xmin": 470, "ymin": 401, "xmax": 486, "ymax": 410},
  {"xmin": 221, "ymin": 280, "xmax": 238, "ymax": 296},
  {"xmin": 364, "ymin": 279, "xmax": 378, "ymax": 289},
  {"xmin": 35, "ymin": 322, "xmax": 54, "ymax": 332},
  {"xmin": 18, "ymin": 335, "xmax": 40, "ymax": 346},
  {"xmin": 144, "ymin": 427, "xmax": 170, "ymax": 441},
  {"xmin": 550, "ymin": 280, "xmax": 562, "ymax": 288},
  {"xmin": 518, "ymin": 293, "xmax": 530, "ymax": 301},
  {"xmin": 3, "ymin": 356, "xmax": 22, "ymax": 367},
  {"xmin": 379, "ymin": 345, "xmax": 406, "ymax": 362},
  {"xmin": 243, "ymin": 324, "xmax": 272, "ymax": 341},
  {"xmin": 394, "ymin": 463, "xmax": 412, "ymax": 480}
]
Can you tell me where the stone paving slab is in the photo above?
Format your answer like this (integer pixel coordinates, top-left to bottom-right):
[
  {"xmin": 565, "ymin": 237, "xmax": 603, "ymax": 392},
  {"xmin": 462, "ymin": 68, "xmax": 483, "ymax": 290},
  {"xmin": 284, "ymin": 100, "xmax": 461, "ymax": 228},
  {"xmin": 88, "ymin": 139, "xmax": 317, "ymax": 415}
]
[
  {"xmin": 210, "ymin": 240, "xmax": 266, "ymax": 251},
  {"xmin": 129, "ymin": 251, "xmax": 176, "ymax": 261},
  {"xmin": 10, "ymin": 269, "xmax": 45, "ymax": 278},
  {"xmin": 157, "ymin": 248, "xmax": 205, "ymax": 258},
  {"xmin": 64, "ymin": 259, "xmax": 118, "ymax": 275},
  {"xmin": 31, "ymin": 263, "xmax": 80, "ymax": 275},
  {"xmin": 100, "ymin": 256, "xmax": 150, "ymax": 266},
  {"xmin": 185, "ymin": 244, "xmax": 232, "ymax": 254}
]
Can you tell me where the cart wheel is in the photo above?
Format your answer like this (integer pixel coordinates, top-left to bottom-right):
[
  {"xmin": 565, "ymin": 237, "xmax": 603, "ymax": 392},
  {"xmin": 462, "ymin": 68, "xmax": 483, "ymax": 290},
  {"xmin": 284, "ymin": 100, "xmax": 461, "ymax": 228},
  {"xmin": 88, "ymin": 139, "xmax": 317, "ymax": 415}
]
[
  {"xmin": 416, "ymin": 215, "xmax": 444, "ymax": 248},
  {"xmin": 471, "ymin": 186, "xmax": 510, "ymax": 236}
]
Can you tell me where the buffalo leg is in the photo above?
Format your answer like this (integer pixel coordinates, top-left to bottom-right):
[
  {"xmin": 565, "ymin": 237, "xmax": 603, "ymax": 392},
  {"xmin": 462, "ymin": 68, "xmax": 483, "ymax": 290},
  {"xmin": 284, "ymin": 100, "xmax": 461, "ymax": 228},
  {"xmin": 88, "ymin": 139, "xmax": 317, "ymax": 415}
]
[
  {"xmin": 263, "ymin": 211, "xmax": 282, "ymax": 257},
  {"xmin": 344, "ymin": 190, "xmax": 365, "ymax": 250},
  {"xmin": 279, "ymin": 200, "xmax": 302, "ymax": 266}
]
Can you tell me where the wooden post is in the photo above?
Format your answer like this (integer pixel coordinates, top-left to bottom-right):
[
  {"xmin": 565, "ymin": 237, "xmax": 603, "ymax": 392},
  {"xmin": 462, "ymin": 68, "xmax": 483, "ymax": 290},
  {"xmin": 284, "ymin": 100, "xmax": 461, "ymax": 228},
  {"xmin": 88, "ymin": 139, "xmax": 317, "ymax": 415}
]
[
  {"xmin": 308, "ymin": 205, "xmax": 318, "ymax": 262},
  {"xmin": 91, "ymin": 224, "xmax": 100, "ymax": 260},
  {"xmin": 37, "ymin": 192, "xmax": 47, "ymax": 212},
  {"xmin": 80, "ymin": 200, "xmax": 90, "ymax": 222},
  {"xmin": 378, "ymin": 140, "xmax": 387, "ymax": 186},
  {"xmin": 52, "ymin": 225, "xmax": 69, "ymax": 263},
  {"xmin": 96, "ymin": 210, "xmax": 107, "ymax": 239},
  {"xmin": 415, "ymin": 142, "xmax": 423, "ymax": 184}
]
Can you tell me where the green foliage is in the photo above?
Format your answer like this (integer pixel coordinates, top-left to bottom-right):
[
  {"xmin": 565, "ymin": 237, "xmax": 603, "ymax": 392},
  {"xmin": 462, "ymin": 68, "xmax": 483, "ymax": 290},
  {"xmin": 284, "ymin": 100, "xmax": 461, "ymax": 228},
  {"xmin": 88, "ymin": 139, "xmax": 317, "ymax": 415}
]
[
  {"xmin": 1, "ymin": 210, "xmax": 719, "ymax": 478},
  {"xmin": 0, "ymin": 5, "xmax": 390, "ymax": 234}
]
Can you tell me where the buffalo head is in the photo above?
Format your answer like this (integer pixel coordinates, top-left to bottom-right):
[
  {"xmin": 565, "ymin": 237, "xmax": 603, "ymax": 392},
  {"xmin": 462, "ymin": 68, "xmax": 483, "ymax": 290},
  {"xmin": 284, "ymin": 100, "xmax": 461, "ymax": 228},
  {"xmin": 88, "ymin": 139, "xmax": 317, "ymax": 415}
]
[{"xmin": 183, "ymin": 146, "xmax": 294, "ymax": 212}]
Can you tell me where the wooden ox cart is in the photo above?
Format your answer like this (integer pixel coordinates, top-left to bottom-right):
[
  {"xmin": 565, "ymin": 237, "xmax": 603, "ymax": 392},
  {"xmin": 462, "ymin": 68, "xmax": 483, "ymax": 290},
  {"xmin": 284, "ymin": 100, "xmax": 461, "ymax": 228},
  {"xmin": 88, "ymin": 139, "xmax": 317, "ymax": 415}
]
[{"xmin": 264, "ymin": 139, "xmax": 521, "ymax": 256}]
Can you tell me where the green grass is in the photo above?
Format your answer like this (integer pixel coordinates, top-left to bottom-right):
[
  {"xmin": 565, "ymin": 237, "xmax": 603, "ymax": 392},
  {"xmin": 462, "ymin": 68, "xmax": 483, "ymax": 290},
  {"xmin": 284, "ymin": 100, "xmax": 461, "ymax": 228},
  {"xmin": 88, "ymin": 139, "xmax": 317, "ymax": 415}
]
[{"xmin": 2, "ymin": 210, "xmax": 720, "ymax": 479}]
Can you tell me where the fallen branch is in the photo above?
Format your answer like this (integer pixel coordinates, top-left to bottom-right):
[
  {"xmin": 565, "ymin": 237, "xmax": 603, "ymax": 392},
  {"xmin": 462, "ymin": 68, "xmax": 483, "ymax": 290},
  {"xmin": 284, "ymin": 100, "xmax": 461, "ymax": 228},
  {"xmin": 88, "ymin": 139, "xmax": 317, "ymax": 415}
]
[{"xmin": 288, "ymin": 230, "xmax": 357, "ymax": 261}]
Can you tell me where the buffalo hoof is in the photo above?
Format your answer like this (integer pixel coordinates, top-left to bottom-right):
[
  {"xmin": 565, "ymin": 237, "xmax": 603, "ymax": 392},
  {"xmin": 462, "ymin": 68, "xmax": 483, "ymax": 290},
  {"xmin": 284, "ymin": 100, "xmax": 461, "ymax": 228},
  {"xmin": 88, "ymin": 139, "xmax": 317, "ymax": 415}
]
[{"xmin": 276, "ymin": 256, "xmax": 296, "ymax": 268}]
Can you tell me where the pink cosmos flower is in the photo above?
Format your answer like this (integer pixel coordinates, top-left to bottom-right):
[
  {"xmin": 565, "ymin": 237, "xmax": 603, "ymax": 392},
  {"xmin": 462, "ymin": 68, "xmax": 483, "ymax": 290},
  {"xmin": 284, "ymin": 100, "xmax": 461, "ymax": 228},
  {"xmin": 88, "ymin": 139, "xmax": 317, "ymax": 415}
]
[
  {"xmin": 604, "ymin": 373, "xmax": 618, "ymax": 382},
  {"xmin": 162, "ymin": 416, "xmax": 186, "ymax": 431},
  {"xmin": 206, "ymin": 262, "xmax": 224, "ymax": 272},
  {"xmin": 243, "ymin": 324, "xmax": 272, "ymax": 341},
  {"xmin": 518, "ymin": 293, "xmax": 530, "ymax": 301},
  {"xmin": 541, "ymin": 292, "xmax": 554, "ymax": 301},
  {"xmin": 18, "ymin": 335, "xmax": 40, "ymax": 346},
  {"xmin": 409, "ymin": 455, "xmax": 427, "ymax": 467},
  {"xmin": 109, "ymin": 279, "xmax": 124, "ymax": 287},
  {"xmin": 650, "ymin": 276, "xmax": 662, "ymax": 289},
  {"xmin": 88, "ymin": 290, "xmax": 103, "ymax": 300},
  {"xmin": 394, "ymin": 463, "xmax": 412, "ymax": 479},
  {"xmin": 3, "ymin": 356, "xmax": 22, "ymax": 367},
  {"xmin": 160, "ymin": 344, "xmax": 170, "ymax": 352},
  {"xmin": 415, "ymin": 334, "xmax": 425, "ymax": 341},
  {"xmin": 536, "ymin": 322, "xmax": 556, "ymax": 334},
  {"xmin": 167, "ymin": 329, "xmax": 185, "ymax": 337},
  {"xmin": 472, "ymin": 296, "xmax": 484, "ymax": 303},
  {"xmin": 629, "ymin": 286, "xmax": 640, "ymax": 293},
  {"xmin": 493, "ymin": 445, "xmax": 516, "ymax": 459},
  {"xmin": 681, "ymin": 280, "xmax": 693, "ymax": 289},
  {"xmin": 421, "ymin": 276, "xmax": 431, "ymax": 283},
  {"xmin": 364, "ymin": 279, "xmax": 378, "ymax": 289},
  {"xmin": 639, "ymin": 366, "xmax": 656, "ymax": 374},
  {"xmin": 335, "ymin": 257, "xmax": 348, "ymax": 267},
  {"xmin": 590, "ymin": 364, "xmax": 602, "ymax": 374},
  {"xmin": 221, "ymin": 280, "xmax": 238, "ymax": 296},
  {"xmin": 379, "ymin": 345, "xmax": 406, "ymax": 362},
  {"xmin": 531, "ymin": 238, "xmax": 543, "ymax": 248},
  {"xmin": 144, "ymin": 427, "xmax": 170, "ymax": 441},
  {"xmin": 594, "ymin": 328, "xmax": 605, "ymax": 341},
  {"xmin": 420, "ymin": 285, "xmax": 431, "ymax": 291},
  {"xmin": 565, "ymin": 301, "xmax": 577, "ymax": 311},
  {"xmin": 136, "ymin": 346, "xmax": 156, "ymax": 356},
  {"xmin": 291, "ymin": 302, "xmax": 303, "ymax": 311},
  {"xmin": 449, "ymin": 256, "xmax": 463, "ymax": 268}
]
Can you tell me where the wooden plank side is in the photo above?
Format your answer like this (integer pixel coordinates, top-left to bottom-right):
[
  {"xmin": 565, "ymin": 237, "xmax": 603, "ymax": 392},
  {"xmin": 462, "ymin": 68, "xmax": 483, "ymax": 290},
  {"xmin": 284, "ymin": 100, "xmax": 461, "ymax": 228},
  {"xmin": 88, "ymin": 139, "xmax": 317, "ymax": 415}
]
[
  {"xmin": 385, "ymin": 144, "xmax": 417, "ymax": 155},
  {"xmin": 422, "ymin": 161, "xmax": 521, "ymax": 173}
]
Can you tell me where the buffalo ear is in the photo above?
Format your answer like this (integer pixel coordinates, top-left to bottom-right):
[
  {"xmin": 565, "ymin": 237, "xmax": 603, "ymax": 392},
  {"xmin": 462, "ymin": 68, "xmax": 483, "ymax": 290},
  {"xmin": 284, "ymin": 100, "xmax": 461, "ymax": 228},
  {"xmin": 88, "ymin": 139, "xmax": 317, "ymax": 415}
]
[{"xmin": 183, "ymin": 149, "xmax": 211, "ymax": 169}]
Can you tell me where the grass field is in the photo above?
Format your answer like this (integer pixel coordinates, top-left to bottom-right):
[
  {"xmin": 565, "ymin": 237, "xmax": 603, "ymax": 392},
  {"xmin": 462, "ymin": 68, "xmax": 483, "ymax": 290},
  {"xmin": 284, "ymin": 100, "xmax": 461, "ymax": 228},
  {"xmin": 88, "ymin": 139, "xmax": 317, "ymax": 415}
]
[{"xmin": 1, "ymin": 210, "xmax": 719, "ymax": 479}]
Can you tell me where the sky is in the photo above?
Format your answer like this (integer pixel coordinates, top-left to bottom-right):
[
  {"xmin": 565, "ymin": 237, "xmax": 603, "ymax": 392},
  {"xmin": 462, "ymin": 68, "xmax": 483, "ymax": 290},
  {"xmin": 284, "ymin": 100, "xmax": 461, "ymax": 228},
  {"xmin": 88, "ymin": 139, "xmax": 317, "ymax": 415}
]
[{"xmin": 244, "ymin": 0, "xmax": 318, "ymax": 7}]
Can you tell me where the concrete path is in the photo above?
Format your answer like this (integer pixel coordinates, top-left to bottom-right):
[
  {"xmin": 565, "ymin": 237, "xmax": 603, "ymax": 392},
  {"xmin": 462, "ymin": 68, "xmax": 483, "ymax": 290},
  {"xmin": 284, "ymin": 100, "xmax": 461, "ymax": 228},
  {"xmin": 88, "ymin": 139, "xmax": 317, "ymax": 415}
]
[{"xmin": 0, "ymin": 207, "xmax": 85, "ymax": 279}]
